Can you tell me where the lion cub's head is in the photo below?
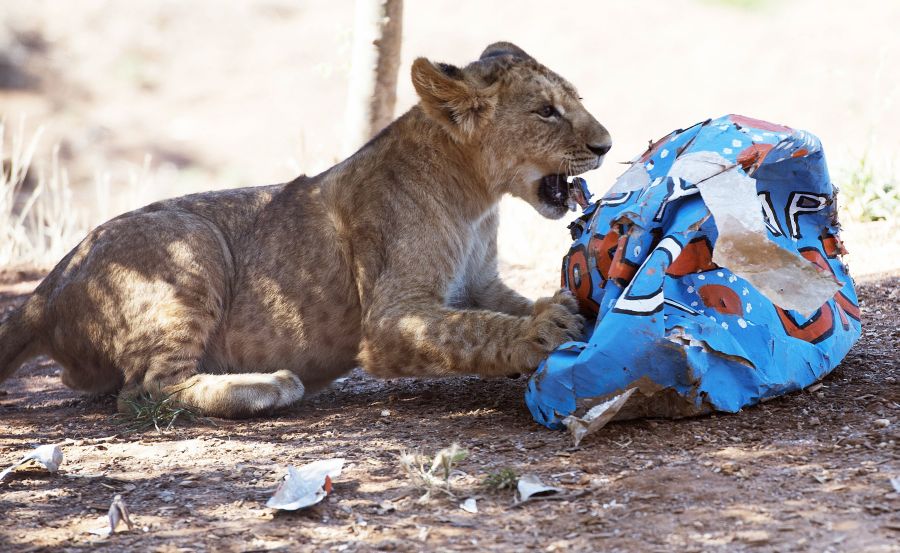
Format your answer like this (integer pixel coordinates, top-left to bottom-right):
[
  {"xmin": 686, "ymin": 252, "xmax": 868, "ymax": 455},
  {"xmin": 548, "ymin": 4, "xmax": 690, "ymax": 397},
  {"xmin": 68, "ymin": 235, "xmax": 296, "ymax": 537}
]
[{"xmin": 411, "ymin": 42, "xmax": 612, "ymax": 219}]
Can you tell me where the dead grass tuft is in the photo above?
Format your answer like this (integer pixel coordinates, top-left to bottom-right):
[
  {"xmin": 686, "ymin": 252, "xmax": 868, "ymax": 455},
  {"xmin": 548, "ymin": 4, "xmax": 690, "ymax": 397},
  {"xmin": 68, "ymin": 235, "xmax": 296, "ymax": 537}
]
[
  {"xmin": 482, "ymin": 467, "xmax": 519, "ymax": 492},
  {"xmin": 397, "ymin": 443, "xmax": 468, "ymax": 502},
  {"xmin": 115, "ymin": 388, "xmax": 212, "ymax": 433}
]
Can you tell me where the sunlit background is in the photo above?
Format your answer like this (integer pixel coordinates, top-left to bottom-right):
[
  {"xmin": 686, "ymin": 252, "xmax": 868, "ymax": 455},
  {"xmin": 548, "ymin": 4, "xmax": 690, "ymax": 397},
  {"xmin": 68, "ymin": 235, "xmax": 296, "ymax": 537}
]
[{"xmin": 2, "ymin": 0, "xmax": 898, "ymax": 292}]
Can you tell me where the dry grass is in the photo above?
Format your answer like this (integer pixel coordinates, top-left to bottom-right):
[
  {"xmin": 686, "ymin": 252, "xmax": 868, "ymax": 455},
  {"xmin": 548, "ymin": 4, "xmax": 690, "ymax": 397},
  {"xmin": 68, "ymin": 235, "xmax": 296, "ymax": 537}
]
[
  {"xmin": 482, "ymin": 467, "xmax": 519, "ymax": 492},
  {"xmin": 115, "ymin": 387, "xmax": 212, "ymax": 434},
  {"xmin": 1, "ymin": 120, "xmax": 86, "ymax": 269},
  {"xmin": 397, "ymin": 443, "xmax": 468, "ymax": 502},
  {"xmin": 0, "ymin": 119, "xmax": 165, "ymax": 270}
]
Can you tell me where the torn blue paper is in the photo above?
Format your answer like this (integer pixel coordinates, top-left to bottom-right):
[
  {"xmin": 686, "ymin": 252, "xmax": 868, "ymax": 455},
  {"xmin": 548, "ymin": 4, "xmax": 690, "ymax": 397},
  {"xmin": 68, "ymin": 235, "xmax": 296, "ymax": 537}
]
[{"xmin": 526, "ymin": 115, "xmax": 861, "ymax": 432}]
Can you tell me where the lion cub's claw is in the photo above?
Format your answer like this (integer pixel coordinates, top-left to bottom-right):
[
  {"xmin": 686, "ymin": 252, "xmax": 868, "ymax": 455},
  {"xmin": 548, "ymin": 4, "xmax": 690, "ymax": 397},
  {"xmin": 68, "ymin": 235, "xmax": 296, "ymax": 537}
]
[
  {"xmin": 533, "ymin": 288, "xmax": 580, "ymax": 316},
  {"xmin": 514, "ymin": 289, "xmax": 585, "ymax": 371}
]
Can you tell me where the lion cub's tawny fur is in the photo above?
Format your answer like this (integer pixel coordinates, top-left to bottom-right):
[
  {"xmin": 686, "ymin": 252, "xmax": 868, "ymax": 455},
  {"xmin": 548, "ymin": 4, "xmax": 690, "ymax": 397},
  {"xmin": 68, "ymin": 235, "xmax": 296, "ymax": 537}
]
[{"xmin": 0, "ymin": 43, "xmax": 611, "ymax": 418}]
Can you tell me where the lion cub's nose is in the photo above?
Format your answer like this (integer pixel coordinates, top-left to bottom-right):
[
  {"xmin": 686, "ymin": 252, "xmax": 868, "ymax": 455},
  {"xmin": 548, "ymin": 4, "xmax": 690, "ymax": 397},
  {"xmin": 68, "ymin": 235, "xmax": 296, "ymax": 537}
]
[{"xmin": 587, "ymin": 142, "xmax": 612, "ymax": 157}]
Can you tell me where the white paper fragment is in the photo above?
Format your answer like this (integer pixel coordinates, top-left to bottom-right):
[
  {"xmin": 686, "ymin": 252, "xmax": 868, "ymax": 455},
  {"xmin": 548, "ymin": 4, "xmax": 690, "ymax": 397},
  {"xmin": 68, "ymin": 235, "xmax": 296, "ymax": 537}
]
[
  {"xmin": 669, "ymin": 150, "xmax": 733, "ymax": 184},
  {"xmin": 266, "ymin": 458, "xmax": 345, "ymax": 511},
  {"xmin": 459, "ymin": 497, "xmax": 478, "ymax": 513},
  {"xmin": 0, "ymin": 444, "xmax": 64, "ymax": 483},
  {"xmin": 562, "ymin": 388, "xmax": 638, "ymax": 447},
  {"xmin": 88, "ymin": 517, "xmax": 113, "ymax": 536},
  {"xmin": 607, "ymin": 162, "xmax": 651, "ymax": 194},
  {"xmin": 673, "ymin": 152, "xmax": 840, "ymax": 317},
  {"xmin": 89, "ymin": 495, "xmax": 134, "ymax": 536},
  {"xmin": 516, "ymin": 474, "xmax": 562, "ymax": 503},
  {"xmin": 108, "ymin": 495, "xmax": 134, "ymax": 533},
  {"xmin": 890, "ymin": 477, "xmax": 900, "ymax": 494}
]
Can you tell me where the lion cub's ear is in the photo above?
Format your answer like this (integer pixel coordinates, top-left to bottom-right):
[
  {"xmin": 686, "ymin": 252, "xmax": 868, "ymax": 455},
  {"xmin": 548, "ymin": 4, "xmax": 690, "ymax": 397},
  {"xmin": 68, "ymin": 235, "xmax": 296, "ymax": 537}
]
[
  {"xmin": 479, "ymin": 42, "xmax": 534, "ymax": 62},
  {"xmin": 411, "ymin": 57, "xmax": 497, "ymax": 140}
]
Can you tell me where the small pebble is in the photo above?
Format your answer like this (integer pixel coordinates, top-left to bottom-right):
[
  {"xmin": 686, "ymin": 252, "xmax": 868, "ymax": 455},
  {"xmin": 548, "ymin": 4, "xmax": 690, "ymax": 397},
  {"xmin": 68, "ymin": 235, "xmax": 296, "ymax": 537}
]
[
  {"xmin": 380, "ymin": 409, "xmax": 391, "ymax": 417},
  {"xmin": 808, "ymin": 416, "xmax": 821, "ymax": 426},
  {"xmin": 873, "ymin": 419, "xmax": 890, "ymax": 428}
]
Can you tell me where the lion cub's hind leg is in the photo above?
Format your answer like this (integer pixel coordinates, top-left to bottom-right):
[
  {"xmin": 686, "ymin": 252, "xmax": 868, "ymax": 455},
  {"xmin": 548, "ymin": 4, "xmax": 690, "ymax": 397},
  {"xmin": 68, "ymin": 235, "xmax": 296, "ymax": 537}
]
[
  {"xmin": 39, "ymin": 209, "xmax": 304, "ymax": 420},
  {"xmin": 129, "ymin": 370, "xmax": 306, "ymax": 419}
]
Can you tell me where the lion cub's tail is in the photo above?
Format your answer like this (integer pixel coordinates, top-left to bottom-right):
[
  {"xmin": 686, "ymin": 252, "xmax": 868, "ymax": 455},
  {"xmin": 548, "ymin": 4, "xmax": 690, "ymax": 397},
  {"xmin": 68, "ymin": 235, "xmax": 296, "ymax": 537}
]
[{"xmin": 0, "ymin": 296, "xmax": 44, "ymax": 384}]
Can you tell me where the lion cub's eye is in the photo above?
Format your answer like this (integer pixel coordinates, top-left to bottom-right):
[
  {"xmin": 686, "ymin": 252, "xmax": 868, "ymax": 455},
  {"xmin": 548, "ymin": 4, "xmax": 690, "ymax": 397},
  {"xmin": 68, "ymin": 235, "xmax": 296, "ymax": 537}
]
[{"xmin": 536, "ymin": 105, "xmax": 559, "ymax": 119}]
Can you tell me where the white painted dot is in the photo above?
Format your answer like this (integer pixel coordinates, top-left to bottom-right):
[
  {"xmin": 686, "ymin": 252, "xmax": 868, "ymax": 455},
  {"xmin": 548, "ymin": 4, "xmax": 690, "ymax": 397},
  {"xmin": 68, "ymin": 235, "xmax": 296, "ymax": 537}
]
[
  {"xmin": 763, "ymin": 132, "xmax": 774, "ymax": 137},
  {"xmin": 752, "ymin": 135, "xmax": 763, "ymax": 142},
  {"xmin": 731, "ymin": 139, "xmax": 742, "ymax": 148},
  {"xmin": 691, "ymin": 301, "xmax": 699, "ymax": 307},
  {"xmin": 742, "ymin": 287, "xmax": 749, "ymax": 296},
  {"xmin": 728, "ymin": 275, "xmax": 738, "ymax": 283},
  {"xmin": 721, "ymin": 322, "xmax": 729, "ymax": 330},
  {"xmin": 710, "ymin": 316, "xmax": 717, "ymax": 323},
  {"xmin": 660, "ymin": 149, "xmax": 669, "ymax": 158},
  {"xmin": 718, "ymin": 125, "xmax": 730, "ymax": 131},
  {"xmin": 723, "ymin": 148, "xmax": 733, "ymax": 154},
  {"xmin": 697, "ymin": 274, "xmax": 706, "ymax": 280},
  {"xmin": 746, "ymin": 303, "xmax": 753, "ymax": 312},
  {"xmin": 687, "ymin": 286, "xmax": 695, "ymax": 293},
  {"xmin": 716, "ymin": 271, "xmax": 725, "ymax": 278},
  {"xmin": 646, "ymin": 161, "xmax": 654, "ymax": 170},
  {"xmin": 737, "ymin": 318, "xmax": 748, "ymax": 328},
  {"xmin": 633, "ymin": 245, "xmax": 641, "ymax": 256}
]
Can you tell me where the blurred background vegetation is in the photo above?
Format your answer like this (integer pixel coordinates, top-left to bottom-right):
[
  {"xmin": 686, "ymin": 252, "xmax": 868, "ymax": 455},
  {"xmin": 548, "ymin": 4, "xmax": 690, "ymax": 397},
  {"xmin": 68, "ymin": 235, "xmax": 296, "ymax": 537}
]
[{"xmin": 1, "ymin": 0, "xmax": 898, "ymax": 281}]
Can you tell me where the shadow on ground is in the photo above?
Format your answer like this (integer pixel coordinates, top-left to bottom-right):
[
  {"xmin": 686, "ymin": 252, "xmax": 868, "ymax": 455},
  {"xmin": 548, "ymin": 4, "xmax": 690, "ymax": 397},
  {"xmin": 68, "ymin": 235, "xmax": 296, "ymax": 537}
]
[{"xmin": 0, "ymin": 275, "xmax": 897, "ymax": 552}]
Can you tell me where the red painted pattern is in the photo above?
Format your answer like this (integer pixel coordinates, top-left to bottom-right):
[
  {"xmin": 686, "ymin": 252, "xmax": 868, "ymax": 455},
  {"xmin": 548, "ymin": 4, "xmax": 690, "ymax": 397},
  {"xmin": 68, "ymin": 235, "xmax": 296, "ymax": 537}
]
[
  {"xmin": 589, "ymin": 231, "xmax": 618, "ymax": 281},
  {"xmin": 727, "ymin": 114, "xmax": 793, "ymax": 134},
  {"xmin": 667, "ymin": 238, "xmax": 718, "ymax": 277},
  {"xmin": 820, "ymin": 233, "xmax": 848, "ymax": 258},
  {"xmin": 565, "ymin": 247, "xmax": 598, "ymax": 314},
  {"xmin": 737, "ymin": 143, "xmax": 774, "ymax": 173},
  {"xmin": 699, "ymin": 284, "xmax": 743, "ymax": 316}
]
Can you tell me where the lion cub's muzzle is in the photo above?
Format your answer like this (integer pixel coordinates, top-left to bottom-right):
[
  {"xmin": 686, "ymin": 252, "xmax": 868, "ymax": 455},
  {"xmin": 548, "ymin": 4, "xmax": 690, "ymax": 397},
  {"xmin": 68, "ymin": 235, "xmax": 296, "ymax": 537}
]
[{"xmin": 538, "ymin": 174, "xmax": 593, "ymax": 216}]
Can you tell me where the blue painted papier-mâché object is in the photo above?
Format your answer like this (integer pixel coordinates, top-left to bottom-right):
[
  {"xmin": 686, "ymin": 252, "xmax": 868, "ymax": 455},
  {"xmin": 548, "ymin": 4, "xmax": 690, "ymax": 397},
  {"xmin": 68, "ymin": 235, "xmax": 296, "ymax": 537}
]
[{"xmin": 525, "ymin": 114, "xmax": 861, "ymax": 430}]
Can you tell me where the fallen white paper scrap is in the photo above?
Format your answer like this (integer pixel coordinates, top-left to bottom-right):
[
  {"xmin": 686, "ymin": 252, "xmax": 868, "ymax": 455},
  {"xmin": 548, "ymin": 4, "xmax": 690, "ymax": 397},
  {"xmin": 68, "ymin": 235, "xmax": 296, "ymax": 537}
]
[
  {"xmin": 672, "ymin": 151, "xmax": 840, "ymax": 317},
  {"xmin": 266, "ymin": 458, "xmax": 345, "ymax": 511},
  {"xmin": 562, "ymin": 388, "xmax": 638, "ymax": 447},
  {"xmin": 0, "ymin": 444, "xmax": 63, "ymax": 483},
  {"xmin": 516, "ymin": 474, "xmax": 562, "ymax": 503},
  {"xmin": 459, "ymin": 497, "xmax": 478, "ymax": 513},
  {"xmin": 89, "ymin": 494, "xmax": 134, "ymax": 536}
]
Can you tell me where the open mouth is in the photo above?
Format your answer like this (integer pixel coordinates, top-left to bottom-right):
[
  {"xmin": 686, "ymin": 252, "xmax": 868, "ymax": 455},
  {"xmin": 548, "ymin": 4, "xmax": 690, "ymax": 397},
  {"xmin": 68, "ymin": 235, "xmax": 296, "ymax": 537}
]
[{"xmin": 537, "ymin": 174, "xmax": 592, "ymax": 214}]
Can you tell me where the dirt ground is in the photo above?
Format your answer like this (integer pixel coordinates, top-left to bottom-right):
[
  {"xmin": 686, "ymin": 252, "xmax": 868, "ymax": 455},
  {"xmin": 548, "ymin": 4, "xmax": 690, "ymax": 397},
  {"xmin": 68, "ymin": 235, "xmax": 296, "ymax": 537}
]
[{"xmin": 0, "ymin": 269, "xmax": 897, "ymax": 553}]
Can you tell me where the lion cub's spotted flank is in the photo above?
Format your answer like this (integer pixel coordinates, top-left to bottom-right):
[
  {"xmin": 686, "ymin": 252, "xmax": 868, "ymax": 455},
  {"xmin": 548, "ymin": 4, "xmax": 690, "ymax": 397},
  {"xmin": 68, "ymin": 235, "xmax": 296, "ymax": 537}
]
[{"xmin": 0, "ymin": 42, "xmax": 611, "ymax": 418}]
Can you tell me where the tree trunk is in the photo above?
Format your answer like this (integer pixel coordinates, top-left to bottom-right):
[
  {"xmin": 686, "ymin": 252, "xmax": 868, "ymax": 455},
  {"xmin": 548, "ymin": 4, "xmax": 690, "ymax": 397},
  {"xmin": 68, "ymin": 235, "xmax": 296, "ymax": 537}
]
[{"xmin": 342, "ymin": 0, "xmax": 403, "ymax": 157}]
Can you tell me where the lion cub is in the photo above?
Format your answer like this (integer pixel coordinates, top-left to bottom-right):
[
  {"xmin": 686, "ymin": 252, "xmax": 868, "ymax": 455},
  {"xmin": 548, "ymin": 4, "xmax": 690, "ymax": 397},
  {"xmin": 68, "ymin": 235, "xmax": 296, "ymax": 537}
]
[{"xmin": 0, "ymin": 42, "xmax": 611, "ymax": 418}]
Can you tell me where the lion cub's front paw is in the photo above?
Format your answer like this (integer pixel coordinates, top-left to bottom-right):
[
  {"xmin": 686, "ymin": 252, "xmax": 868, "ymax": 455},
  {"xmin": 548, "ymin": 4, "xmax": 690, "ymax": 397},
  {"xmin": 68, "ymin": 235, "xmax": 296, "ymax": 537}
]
[
  {"xmin": 514, "ymin": 290, "xmax": 585, "ymax": 370},
  {"xmin": 532, "ymin": 288, "xmax": 580, "ymax": 317}
]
